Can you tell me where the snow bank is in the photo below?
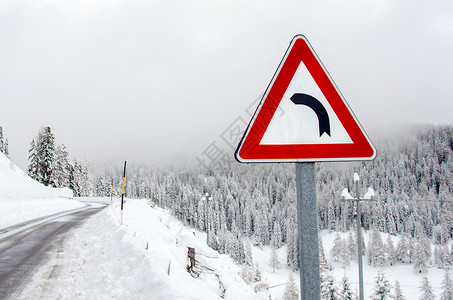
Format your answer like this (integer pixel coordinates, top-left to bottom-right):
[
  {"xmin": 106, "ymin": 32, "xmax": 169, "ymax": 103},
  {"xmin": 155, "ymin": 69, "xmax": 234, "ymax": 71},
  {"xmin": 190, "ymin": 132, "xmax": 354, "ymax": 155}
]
[
  {"xmin": 0, "ymin": 152, "xmax": 73, "ymax": 200},
  {"xmin": 0, "ymin": 152, "xmax": 82, "ymax": 228},
  {"xmin": 18, "ymin": 199, "xmax": 281, "ymax": 299}
]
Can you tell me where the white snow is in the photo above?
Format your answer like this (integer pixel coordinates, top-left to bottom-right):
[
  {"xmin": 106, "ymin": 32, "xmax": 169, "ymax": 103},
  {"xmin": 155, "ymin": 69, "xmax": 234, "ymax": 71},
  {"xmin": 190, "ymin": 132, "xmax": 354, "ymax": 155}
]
[
  {"xmin": 0, "ymin": 152, "xmax": 84, "ymax": 229},
  {"xmin": 14, "ymin": 197, "xmax": 446, "ymax": 300},
  {"xmin": 0, "ymin": 152, "xmax": 446, "ymax": 299},
  {"xmin": 363, "ymin": 187, "xmax": 375, "ymax": 200},
  {"xmin": 353, "ymin": 172, "xmax": 360, "ymax": 182},
  {"xmin": 341, "ymin": 188, "xmax": 354, "ymax": 200},
  {"xmin": 321, "ymin": 230, "xmax": 445, "ymax": 299}
]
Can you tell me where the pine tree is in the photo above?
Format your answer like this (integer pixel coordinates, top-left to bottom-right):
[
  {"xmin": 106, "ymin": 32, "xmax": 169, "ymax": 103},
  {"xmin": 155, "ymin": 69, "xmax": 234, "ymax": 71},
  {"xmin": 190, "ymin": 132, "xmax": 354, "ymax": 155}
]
[
  {"xmin": 254, "ymin": 263, "xmax": 262, "ymax": 282},
  {"xmin": 0, "ymin": 126, "xmax": 5, "ymax": 155},
  {"xmin": 70, "ymin": 158, "xmax": 82, "ymax": 197},
  {"xmin": 392, "ymin": 280, "xmax": 405, "ymax": 300},
  {"xmin": 0, "ymin": 126, "xmax": 9, "ymax": 157},
  {"xmin": 269, "ymin": 246, "xmax": 280, "ymax": 273},
  {"xmin": 36, "ymin": 126, "xmax": 56, "ymax": 186},
  {"xmin": 319, "ymin": 238, "xmax": 329, "ymax": 273},
  {"xmin": 441, "ymin": 245, "xmax": 451, "ymax": 268},
  {"xmin": 244, "ymin": 240, "xmax": 253, "ymax": 266},
  {"xmin": 370, "ymin": 271, "xmax": 392, "ymax": 300},
  {"xmin": 271, "ymin": 221, "xmax": 283, "ymax": 249},
  {"xmin": 27, "ymin": 139, "xmax": 39, "ymax": 181},
  {"xmin": 283, "ymin": 272, "xmax": 299, "ymax": 300},
  {"xmin": 53, "ymin": 144, "xmax": 70, "ymax": 188},
  {"xmin": 413, "ymin": 238, "xmax": 428, "ymax": 273},
  {"xmin": 339, "ymin": 273, "xmax": 356, "ymax": 300},
  {"xmin": 370, "ymin": 228, "xmax": 386, "ymax": 267},
  {"xmin": 341, "ymin": 240, "xmax": 351, "ymax": 267},
  {"xmin": 331, "ymin": 233, "xmax": 343, "ymax": 262},
  {"xmin": 396, "ymin": 234, "xmax": 409, "ymax": 264},
  {"xmin": 321, "ymin": 272, "xmax": 339, "ymax": 300},
  {"xmin": 348, "ymin": 231, "xmax": 357, "ymax": 260},
  {"xmin": 419, "ymin": 277, "xmax": 435, "ymax": 300},
  {"xmin": 441, "ymin": 269, "xmax": 453, "ymax": 300},
  {"xmin": 385, "ymin": 235, "xmax": 397, "ymax": 266}
]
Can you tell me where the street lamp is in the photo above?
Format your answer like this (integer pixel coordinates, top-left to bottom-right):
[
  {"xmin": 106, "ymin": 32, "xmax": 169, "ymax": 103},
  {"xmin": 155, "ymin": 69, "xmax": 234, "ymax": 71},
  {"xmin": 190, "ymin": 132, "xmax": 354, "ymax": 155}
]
[
  {"xmin": 202, "ymin": 192, "xmax": 212, "ymax": 243},
  {"xmin": 341, "ymin": 173, "xmax": 375, "ymax": 300}
]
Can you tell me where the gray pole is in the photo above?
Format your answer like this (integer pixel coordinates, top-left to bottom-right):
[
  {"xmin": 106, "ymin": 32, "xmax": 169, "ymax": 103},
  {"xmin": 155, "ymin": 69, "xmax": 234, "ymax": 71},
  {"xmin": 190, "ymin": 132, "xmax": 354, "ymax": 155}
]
[
  {"xmin": 356, "ymin": 180, "xmax": 364, "ymax": 300},
  {"xmin": 296, "ymin": 162, "xmax": 320, "ymax": 300},
  {"xmin": 205, "ymin": 193, "xmax": 210, "ymax": 244}
]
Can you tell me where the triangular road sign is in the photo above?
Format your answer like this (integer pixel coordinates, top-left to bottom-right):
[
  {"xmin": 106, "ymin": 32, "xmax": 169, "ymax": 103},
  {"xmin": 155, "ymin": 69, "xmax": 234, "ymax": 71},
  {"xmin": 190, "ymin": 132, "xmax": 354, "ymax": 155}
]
[{"xmin": 235, "ymin": 35, "xmax": 376, "ymax": 163}]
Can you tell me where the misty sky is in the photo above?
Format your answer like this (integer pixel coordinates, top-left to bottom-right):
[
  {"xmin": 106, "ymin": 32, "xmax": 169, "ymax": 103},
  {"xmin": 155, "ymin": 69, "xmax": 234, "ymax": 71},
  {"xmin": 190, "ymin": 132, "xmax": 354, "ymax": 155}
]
[{"xmin": 1, "ymin": 0, "xmax": 452, "ymax": 169}]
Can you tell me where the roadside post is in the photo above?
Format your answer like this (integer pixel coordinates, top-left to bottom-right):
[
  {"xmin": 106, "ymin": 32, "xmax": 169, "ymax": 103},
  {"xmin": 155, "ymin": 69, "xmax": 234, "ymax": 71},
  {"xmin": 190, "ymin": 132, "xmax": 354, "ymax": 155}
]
[
  {"xmin": 111, "ymin": 179, "xmax": 113, "ymax": 204},
  {"xmin": 235, "ymin": 35, "xmax": 376, "ymax": 299},
  {"xmin": 121, "ymin": 161, "xmax": 127, "ymax": 225}
]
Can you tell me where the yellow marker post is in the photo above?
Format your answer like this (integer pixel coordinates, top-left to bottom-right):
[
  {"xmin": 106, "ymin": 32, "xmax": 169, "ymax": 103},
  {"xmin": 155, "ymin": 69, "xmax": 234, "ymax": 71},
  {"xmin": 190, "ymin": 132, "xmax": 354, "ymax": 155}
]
[
  {"xmin": 110, "ymin": 181, "xmax": 113, "ymax": 204},
  {"xmin": 120, "ymin": 161, "xmax": 127, "ymax": 225}
]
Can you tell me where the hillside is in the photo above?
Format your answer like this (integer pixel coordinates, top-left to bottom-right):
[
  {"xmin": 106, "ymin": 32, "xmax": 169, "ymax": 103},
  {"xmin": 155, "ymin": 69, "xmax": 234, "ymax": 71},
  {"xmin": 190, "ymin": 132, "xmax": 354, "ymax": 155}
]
[
  {"xmin": 15, "ymin": 198, "xmax": 447, "ymax": 299},
  {"xmin": 0, "ymin": 152, "xmax": 83, "ymax": 228}
]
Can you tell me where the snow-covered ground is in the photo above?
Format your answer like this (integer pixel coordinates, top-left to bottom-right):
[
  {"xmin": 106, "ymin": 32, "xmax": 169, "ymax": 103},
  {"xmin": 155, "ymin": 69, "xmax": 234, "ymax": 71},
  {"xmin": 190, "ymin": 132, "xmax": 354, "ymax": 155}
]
[
  {"xmin": 14, "ymin": 197, "xmax": 445, "ymax": 300},
  {"xmin": 321, "ymin": 230, "xmax": 445, "ymax": 299},
  {"xmin": 0, "ymin": 152, "xmax": 84, "ymax": 228},
  {"xmin": 18, "ymin": 198, "xmax": 264, "ymax": 299},
  {"xmin": 0, "ymin": 152, "xmax": 446, "ymax": 299}
]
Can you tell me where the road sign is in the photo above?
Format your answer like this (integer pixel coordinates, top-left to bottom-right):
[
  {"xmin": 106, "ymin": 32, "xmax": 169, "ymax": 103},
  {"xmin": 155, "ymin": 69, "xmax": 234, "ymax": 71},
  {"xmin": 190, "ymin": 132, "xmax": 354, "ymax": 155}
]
[{"xmin": 235, "ymin": 35, "xmax": 376, "ymax": 163}]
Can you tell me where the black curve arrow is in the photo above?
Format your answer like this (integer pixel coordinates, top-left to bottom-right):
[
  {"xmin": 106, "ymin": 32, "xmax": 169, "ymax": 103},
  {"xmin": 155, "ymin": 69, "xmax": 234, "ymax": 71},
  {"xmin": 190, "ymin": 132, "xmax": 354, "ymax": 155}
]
[{"xmin": 290, "ymin": 93, "xmax": 331, "ymax": 137}]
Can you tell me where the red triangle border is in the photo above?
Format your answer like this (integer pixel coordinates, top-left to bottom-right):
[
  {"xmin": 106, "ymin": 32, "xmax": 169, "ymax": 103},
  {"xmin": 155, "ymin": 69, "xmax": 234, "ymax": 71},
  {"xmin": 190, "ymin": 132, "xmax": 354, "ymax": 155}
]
[{"xmin": 235, "ymin": 35, "xmax": 376, "ymax": 163}]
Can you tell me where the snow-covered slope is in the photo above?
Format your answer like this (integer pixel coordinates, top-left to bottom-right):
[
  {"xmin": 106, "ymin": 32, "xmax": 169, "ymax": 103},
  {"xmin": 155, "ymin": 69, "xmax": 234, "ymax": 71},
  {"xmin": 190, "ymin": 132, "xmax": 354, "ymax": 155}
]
[
  {"xmin": 16, "ymin": 197, "xmax": 447, "ymax": 299},
  {"xmin": 18, "ymin": 199, "xmax": 293, "ymax": 299},
  {"xmin": 0, "ymin": 152, "xmax": 73, "ymax": 199},
  {"xmin": 0, "ymin": 152, "xmax": 83, "ymax": 228}
]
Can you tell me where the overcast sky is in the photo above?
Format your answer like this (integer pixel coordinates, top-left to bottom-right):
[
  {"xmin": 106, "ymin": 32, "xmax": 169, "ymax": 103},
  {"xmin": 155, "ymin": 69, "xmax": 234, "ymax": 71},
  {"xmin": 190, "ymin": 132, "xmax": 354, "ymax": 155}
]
[{"xmin": 1, "ymin": 0, "xmax": 452, "ymax": 169}]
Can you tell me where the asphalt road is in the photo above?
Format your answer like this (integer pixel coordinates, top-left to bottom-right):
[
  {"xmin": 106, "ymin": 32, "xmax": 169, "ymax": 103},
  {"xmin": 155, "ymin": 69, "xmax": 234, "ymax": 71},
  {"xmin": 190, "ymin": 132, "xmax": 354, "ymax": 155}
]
[{"xmin": 0, "ymin": 202, "xmax": 107, "ymax": 299}]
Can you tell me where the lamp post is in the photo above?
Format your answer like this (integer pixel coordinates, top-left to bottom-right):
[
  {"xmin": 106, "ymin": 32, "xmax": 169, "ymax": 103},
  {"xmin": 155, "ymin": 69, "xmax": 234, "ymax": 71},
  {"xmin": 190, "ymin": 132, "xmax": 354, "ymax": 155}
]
[
  {"xmin": 202, "ymin": 192, "xmax": 212, "ymax": 244},
  {"xmin": 341, "ymin": 173, "xmax": 375, "ymax": 300}
]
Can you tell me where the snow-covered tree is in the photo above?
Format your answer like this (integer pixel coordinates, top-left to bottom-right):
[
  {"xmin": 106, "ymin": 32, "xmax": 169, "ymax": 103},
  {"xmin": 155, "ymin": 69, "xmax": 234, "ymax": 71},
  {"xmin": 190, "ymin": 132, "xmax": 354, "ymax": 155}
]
[
  {"xmin": 53, "ymin": 144, "xmax": 70, "ymax": 188},
  {"xmin": 36, "ymin": 126, "xmax": 56, "ymax": 186},
  {"xmin": 339, "ymin": 273, "xmax": 357, "ymax": 300},
  {"xmin": 319, "ymin": 238, "xmax": 329, "ymax": 273},
  {"xmin": 283, "ymin": 272, "xmax": 299, "ymax": 300},
  {"xmin": 321, "ymin": 272, "xmax": 339, "ymax": 300},
  {"xmin": 385, "ymin": 236, "xmax": 397, "ymax": 266},
  {"xmin": 27, "ymin": 139, "xmax": 39, "ymax": 180},
  {"xmin": 441, "ymin": 269, "xmax": 453, "ymax": 300},
  {"xmin": 331, "ymin": 233, "xmax": 343, "ymax": 262},
  {"xmin": 369, "ymin": 228, "xmax": 386, "ymax": 267},
  {"xmin": 419, "ymin": 277, "xmax": 435, "ymax": 300},
  {"xmin": 347, "ymin": 231, "xmax": 357, "ymax": 260},
  {"xmin": 392, "ymin": 280, "xmax": 405, "ymax": 300},
  {"xmin": 252, "ymin": 263, "xmax": 262, "ymax": 283},
  {"xmin": 269, "ymin": 246, "xmax": 280, "ymax": 273},
  {"xmin": 244, "ymin": 240, "xmax": 253, "ymax": 266},
  {"xmin": 370, "ymin": 271, "xmax": 392, "ymax": 300},
  {"xmin": 271, "ymin": 221, "xmax": 283, "ymax": 249},
  {"xmin": 0, "ymin": 126, "xmax": 8, "ymax": 156},
  {"xmin": 413, "ymin": 238, "xmax": 428, "ymax": 273},
  {"xmin": 396, "ymin": 234, "xmax": 410, "ymax": 264}
]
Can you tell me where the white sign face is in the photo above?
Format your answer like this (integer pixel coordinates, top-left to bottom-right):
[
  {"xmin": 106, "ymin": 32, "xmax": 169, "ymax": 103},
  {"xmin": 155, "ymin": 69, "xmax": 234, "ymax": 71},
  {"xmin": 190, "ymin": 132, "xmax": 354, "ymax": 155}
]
[{"xmin": 260, "ymin": 60, "xmax": 353, "ymax": 145}]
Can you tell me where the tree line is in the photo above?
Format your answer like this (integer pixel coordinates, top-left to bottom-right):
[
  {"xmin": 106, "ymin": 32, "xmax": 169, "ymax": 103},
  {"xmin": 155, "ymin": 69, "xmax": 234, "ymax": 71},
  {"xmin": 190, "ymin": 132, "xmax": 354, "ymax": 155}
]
[
  {"xmin": 27, "ymin": 126, "xmax": 91, "ymax": 196},
  {"xmin": 90, "ymin": 125, "xmax": 453, "ymax": 272},
  {"xmin": 0, "ymin": 126, "xmax": 9, "ymax": 157}
]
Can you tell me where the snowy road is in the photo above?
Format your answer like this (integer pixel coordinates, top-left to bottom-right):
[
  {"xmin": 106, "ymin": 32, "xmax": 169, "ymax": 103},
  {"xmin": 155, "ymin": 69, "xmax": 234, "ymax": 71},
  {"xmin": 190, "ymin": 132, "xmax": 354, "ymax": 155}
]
[{"xmin": 0, "ymin": 202, "xmax": 107, "ymax": 299}]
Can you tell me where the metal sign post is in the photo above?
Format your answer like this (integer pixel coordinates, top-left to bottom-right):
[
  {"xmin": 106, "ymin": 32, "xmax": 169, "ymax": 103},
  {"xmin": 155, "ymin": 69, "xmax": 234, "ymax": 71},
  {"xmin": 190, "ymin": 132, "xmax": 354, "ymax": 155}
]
[
  {"xmin": 120, "ymin": 161, "xmax": 127, "ymax": 225},
  {"xmin": 296, "ymin": 162, "xmax": 321, "ymax": 299},
  {"xmin": 235, "ymin": 35, "xmax": 376, "ymax": 299}
]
